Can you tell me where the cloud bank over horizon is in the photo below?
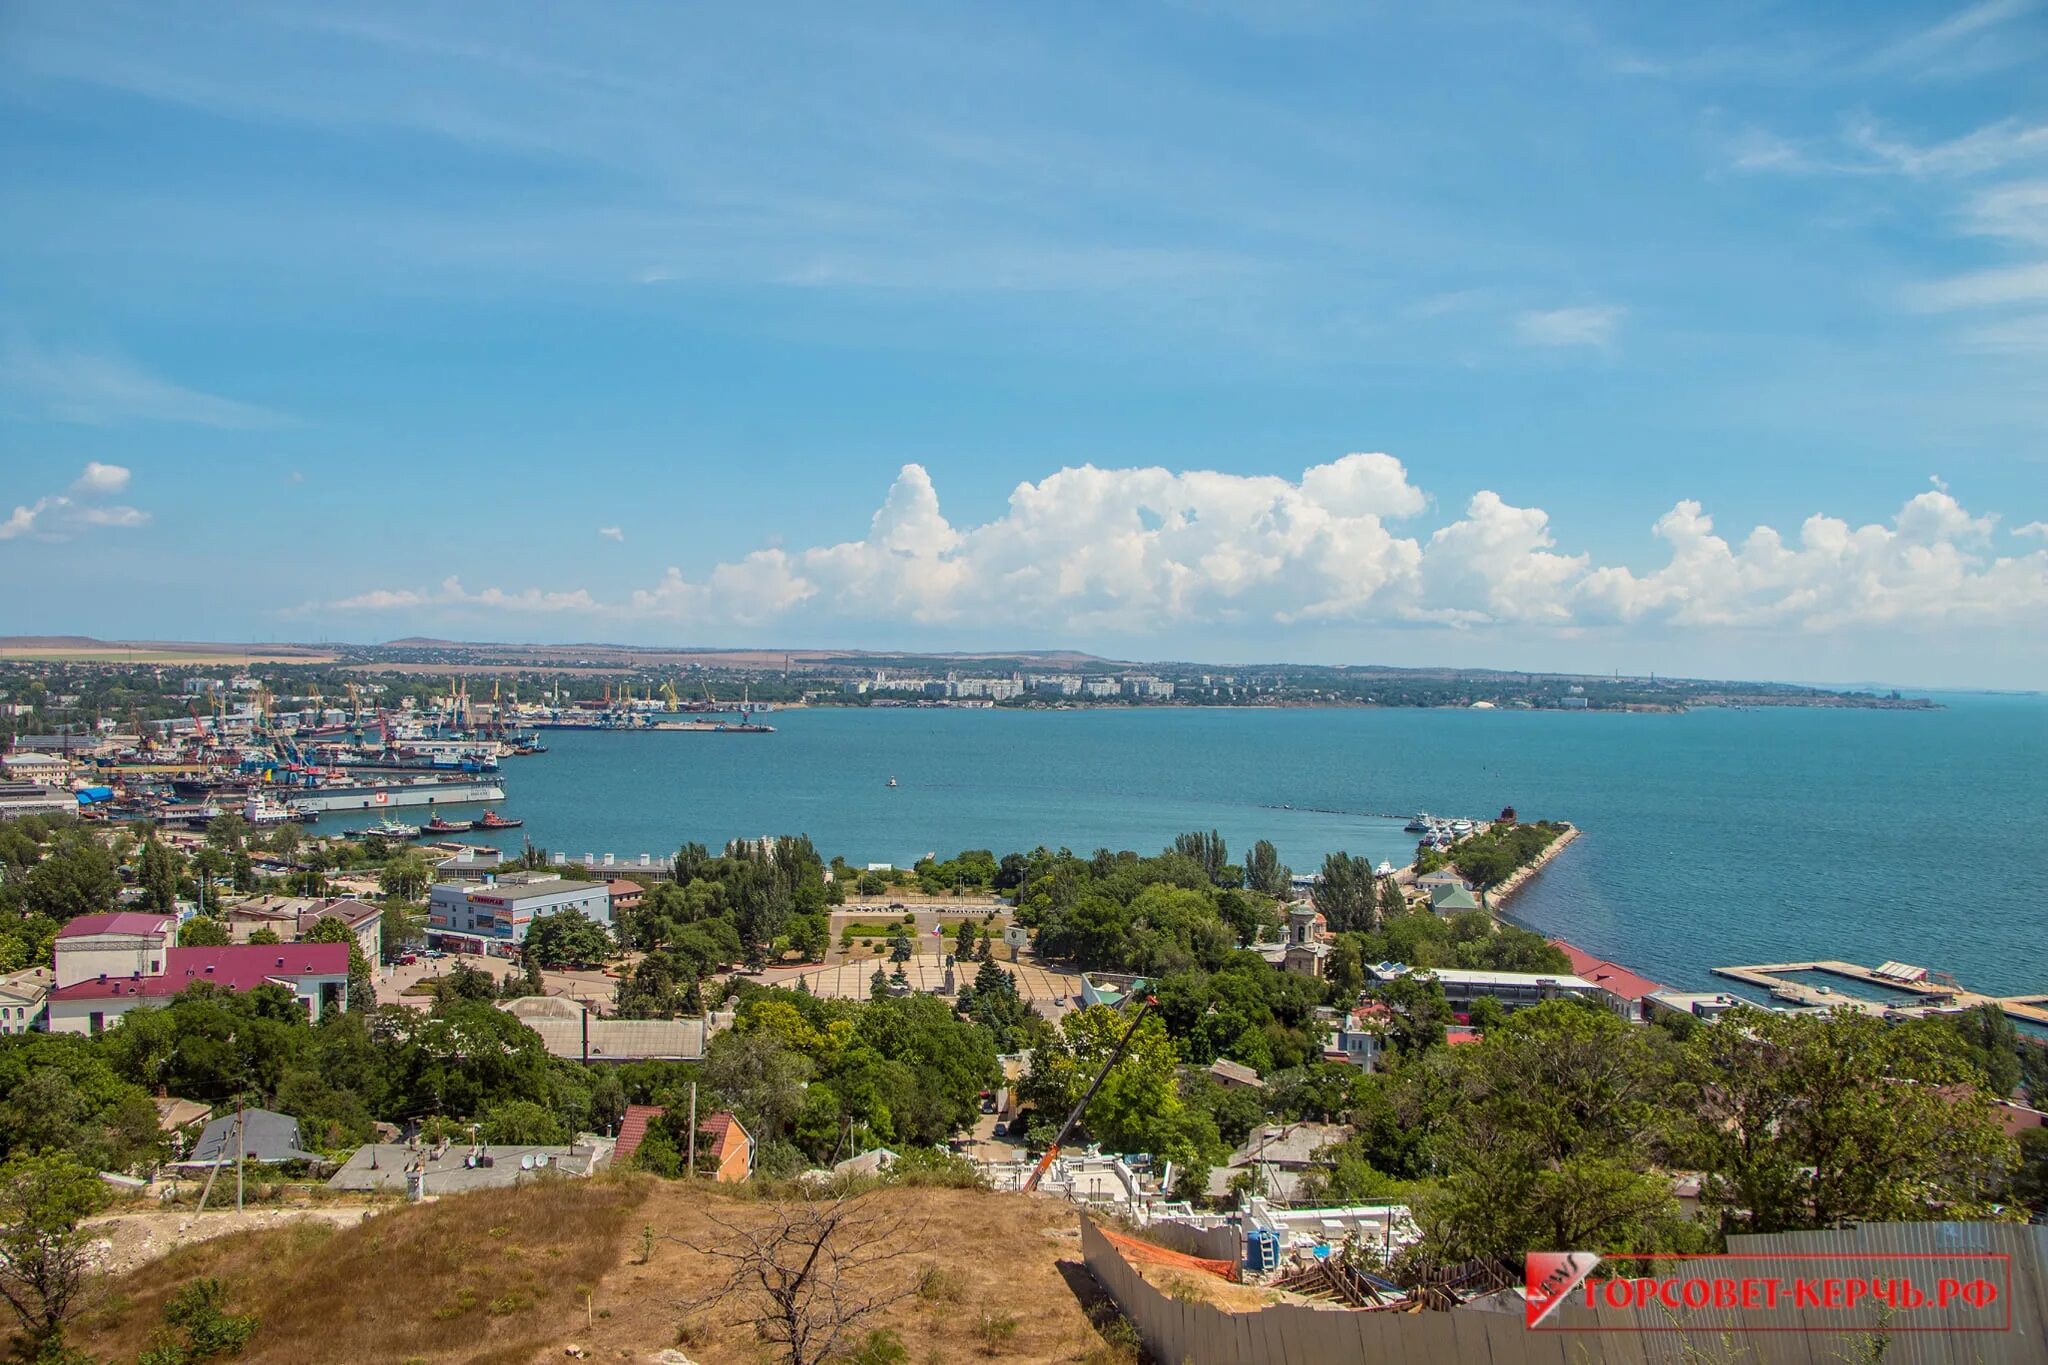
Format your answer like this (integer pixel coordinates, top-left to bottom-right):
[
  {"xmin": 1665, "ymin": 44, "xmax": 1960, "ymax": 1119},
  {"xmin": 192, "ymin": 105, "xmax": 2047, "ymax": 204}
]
[{"xmin": 324, "ymin": 455, "xmax": 2048, "ymax": 645}]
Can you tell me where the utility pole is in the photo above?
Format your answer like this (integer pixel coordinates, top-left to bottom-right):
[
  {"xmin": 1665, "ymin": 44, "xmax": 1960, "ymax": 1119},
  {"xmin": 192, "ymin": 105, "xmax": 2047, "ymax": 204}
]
[
  {"xmin": 686, "ymin": 1082, "xmax": 697, "ymax": 1179},
  {"xmin": 234, "ymin": 1102, "xmax": 246, "ymax": 1212}
]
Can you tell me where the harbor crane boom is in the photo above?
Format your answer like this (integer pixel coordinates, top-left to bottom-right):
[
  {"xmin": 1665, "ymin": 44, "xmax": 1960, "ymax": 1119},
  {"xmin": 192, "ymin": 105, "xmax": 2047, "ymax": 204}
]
[{"xmin": 1021, "ymin": 986, "xmax": 1156, "ymax": 1193}]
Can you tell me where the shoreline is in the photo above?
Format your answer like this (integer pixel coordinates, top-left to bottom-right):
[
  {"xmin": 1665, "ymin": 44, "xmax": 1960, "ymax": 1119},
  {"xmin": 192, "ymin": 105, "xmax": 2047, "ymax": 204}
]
[{"xmin": 1486, "ymin": 823, "xmax": 1581, "ymax": 908}]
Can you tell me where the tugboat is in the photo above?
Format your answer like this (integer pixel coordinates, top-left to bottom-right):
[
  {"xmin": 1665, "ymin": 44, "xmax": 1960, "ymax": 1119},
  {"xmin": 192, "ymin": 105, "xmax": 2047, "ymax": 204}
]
[
  {"xmin": 476, "ymin": 809, "xmax": 524, "ymax": 830},
  {"xmin": 422, "ymin": 815, "xmax": 473, "ymax": 834}
]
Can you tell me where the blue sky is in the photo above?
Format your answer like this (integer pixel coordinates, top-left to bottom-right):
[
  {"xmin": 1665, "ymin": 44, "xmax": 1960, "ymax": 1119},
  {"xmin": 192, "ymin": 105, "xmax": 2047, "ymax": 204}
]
[{"xmin": 1, "ymin": 0, "xmax": 2044, "ymax": 686}]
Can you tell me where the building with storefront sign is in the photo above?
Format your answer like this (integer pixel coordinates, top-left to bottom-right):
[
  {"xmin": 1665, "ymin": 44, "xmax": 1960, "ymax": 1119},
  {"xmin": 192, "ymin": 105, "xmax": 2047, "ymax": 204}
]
[{"xmin": 428, "ymin": 873, "xmax": 610, "ymax": 956}]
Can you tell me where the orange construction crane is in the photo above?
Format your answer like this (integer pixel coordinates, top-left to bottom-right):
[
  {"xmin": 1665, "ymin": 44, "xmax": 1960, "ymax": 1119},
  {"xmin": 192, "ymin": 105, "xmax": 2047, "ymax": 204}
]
[{"xmin": 1021, "ymin": 986, "xmax": 1157, "ymax": 1193}]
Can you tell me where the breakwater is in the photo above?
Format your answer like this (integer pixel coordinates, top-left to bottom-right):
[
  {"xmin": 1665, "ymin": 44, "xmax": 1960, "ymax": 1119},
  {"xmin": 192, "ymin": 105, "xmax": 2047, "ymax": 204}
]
[{"xmin": 1488, "ymin": 823, "xmax": 1580, "ymax": 906}]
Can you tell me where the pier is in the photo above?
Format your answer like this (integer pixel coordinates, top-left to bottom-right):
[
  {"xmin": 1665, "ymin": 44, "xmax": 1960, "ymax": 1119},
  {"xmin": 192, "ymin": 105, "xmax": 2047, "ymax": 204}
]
[{"xmin": 1712, "ymin": 959, "xmax": 2048, "ymax": 1026}]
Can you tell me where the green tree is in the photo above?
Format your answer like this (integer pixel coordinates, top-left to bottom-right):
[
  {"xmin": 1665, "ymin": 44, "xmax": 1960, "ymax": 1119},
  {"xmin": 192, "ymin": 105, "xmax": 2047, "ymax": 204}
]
[
  {"xmin": 1243, "ymin": 840, "xmax": 1290, "ymax": 898},
  {"xmin": 1374, "ymin": 973, "xmax": 1452, "ymax": 1058},
  {"xmin": 1021, "ymin": 1006, "xmax": 1208, "ymax": 1168},
  {"xmin": 137, "ymin": 837, "xmax": 182, "ymax": 916},
  {"xmin": 247, "ymin": 926, "xmax": 282, "ymax": 945},
  {"xmin": 1680, "ymin": 1005, "xmax": 2020, "ymax": 1234},
  {"xmin": 178, "ymin": 916, "xmax": 231, "ymax": 947},
  {"xmin": 1419, "ymin": 1000, "xmax": 1683, "ymax": 1260},
  {"xmin": 0, "ymin": 1152, "xmax": 109, "ymax": 1357},
  {"xmin": 1311, "ymin": 853, "xmax": 1378, "ymax": 933},
  {"xmin": 478, "ymin": 1098, "xmax": 568, "ymax": 1145},
  {"xmin": 304, "ymin": 916, "xmax": 375, "ymax": 1010},
  {"xmin": 20, "ymin": 832, "xmax": 120, "ymax": 923},
  {"xmin": 521, "ymin": 909, "xmax": 614, "ymax": 969},
  {"xmin": 378, "ymin": 850, "xmax": 432, "ymax": 901},
  {"xmin": 1377, "ymin": 876, "xmax": 1407, "ymax": 924},
  {"xmin": 379, "ymin": 901, "xmax": 425, "ymax": 963}
]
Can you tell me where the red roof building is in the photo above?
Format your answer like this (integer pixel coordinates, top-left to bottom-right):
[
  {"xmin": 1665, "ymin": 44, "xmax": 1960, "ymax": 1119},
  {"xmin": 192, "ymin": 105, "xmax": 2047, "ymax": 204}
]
[
  {"xmin": 613, "ymin": 1104, "xmax": 664, "ymax": 1166},
  {"xmin": 46, "ymin": 942, "xmax": 351, "ymax": 1037},
  {"xmin": 608, "ymin": 1104, "xmax": 752, "ymax": 1182},
  {"xmin": 1549, "ymin": 939, "xmax": 1666, "ymax": 1020},
  {"xmin": 56, "ymin": 911, "xmax": 174, "ymax": 940}
]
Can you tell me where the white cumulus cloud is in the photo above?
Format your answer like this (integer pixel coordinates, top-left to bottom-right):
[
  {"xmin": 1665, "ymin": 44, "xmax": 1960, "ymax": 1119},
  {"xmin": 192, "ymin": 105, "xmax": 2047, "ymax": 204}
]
[
  {"xmin": 598, "ymin": 526, "xmax": 625, "ymax": 542},
  {"xmin": 322, "ymin": 457, "xmax": 2048, "ymax": 642},
  {"xmin": 72, "ymin": 461, "xmax": 132, "ymax": 494},
  {"xmin": 1, "ymin": 462, "xmax": 150, "ymax": 541}
]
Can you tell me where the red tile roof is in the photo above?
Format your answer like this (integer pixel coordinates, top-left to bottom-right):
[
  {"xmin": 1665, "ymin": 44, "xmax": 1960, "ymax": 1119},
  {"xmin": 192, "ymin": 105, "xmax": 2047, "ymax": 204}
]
[
  {"xmin": 56, "ymin": 911, "xmax": 173, "ymax": 940},
  {"xmin": 613, "ymin": 1104, "xmax": 665, "ymax": 1165},
  {"xmin": 1549, "ymin": 939, "xmax": 1666, "ymax": 1002},
  {"xmin": 48, "ymin": 943, "xmax": 348, "ymax": 1001},
  {"xmin": 700, "ymin": 1111, "xmax": 748, "ymax": 1163}
]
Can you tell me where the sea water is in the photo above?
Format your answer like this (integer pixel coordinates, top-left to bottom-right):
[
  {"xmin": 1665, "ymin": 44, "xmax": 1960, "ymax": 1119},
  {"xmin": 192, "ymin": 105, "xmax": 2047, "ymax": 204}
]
[{"xmin": 330, "ymin": 693, "xmax": 2048, "ymax": 995}]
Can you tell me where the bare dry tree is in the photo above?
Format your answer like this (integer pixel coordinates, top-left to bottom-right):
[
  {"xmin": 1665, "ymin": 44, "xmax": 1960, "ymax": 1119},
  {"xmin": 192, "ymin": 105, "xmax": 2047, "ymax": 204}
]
[{"xmin": 675, "ymin": 1193, "xmax": 923, "ymax": 1365}]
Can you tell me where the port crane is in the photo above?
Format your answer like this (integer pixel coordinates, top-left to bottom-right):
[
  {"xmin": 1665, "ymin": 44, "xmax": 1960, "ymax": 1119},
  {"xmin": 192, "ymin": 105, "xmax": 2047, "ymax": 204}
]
[{"xmin": 1020, "ymin": 986, "xmax": 1157, "ymax": 1193}]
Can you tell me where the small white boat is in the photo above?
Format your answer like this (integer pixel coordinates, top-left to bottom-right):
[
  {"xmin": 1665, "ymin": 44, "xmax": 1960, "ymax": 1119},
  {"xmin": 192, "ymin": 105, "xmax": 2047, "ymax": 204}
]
[
  {"xmin": 1374, "ymin": 860, "xmax": 1395, "ymax": 877},
  {"xmin": 242, "ymin": 792, "xmax": 294, "ymax": 826},
  {"xmin": 887, "ymin": 776, "xmax": 898, "ymax": 788}
]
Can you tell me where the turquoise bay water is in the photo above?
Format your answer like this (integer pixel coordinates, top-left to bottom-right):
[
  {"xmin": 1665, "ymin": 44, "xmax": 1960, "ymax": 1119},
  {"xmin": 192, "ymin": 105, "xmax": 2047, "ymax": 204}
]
[{"xmin": 336, "ymin": 695, "xmax": 2048, "ymax": 995}]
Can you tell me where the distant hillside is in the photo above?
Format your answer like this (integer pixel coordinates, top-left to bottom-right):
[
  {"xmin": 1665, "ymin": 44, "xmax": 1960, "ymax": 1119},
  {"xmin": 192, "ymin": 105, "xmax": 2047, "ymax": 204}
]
[{"xmin": 71, "ymin": 1178, "xmax": 1116, "ymax": 1365}]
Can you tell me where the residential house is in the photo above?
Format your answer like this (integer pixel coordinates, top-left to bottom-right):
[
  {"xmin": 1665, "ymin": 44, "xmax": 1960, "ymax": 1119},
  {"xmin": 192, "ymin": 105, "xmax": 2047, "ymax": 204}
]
[
  {"xmin": 1323, "ymin": 1001, "xmax": 1390, "ymax": 1070},
  {"xmin": 1414, "ymin": 867, "xmax": 1471, "ymax": 896},
  {"xmin": 0, "ymin": 966, "xmax": 51, "ymax": 1034},
  {"xmin": 609, "ymin": 1103, "xmax": 751, "ymax": 1182},
  {"xmin": 1203, "ymin": 1121, "xmax": 1353, "ymax": 1203},
  {"xmin": 698, "ymin": 1112, "xmax": 753, "ymax": 1183},
  {"xmin": 1428, "ymin": 885, "xmax": 1483, "ymax": 916},
  {"xmin": 1206, "ymin": 1058, "xmax": 1265, "ymax": 1091},
  {"xmin": 605, "ymin": 878, "xmax": 645, "ymax": 915},
  {"xmin": 178, "ymin": 1108, "xmax": 318, "ymax": 1169},
  {"xmin": 1645, "ymin": 990, "xmax": 1742, "ymax": 1024},
  {"xmin": 297, "ymin": 898, "xmax": 381, "ymax": 964}
]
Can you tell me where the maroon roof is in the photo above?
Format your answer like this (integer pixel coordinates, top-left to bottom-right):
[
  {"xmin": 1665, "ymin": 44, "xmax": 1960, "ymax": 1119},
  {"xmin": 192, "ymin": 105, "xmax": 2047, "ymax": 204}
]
[
  {"xmin": 49, "ymin": 943, "xmax": 348, "ymax": 1001},
  {"xmin": 1549, "ymin": 939, "xmax": 1666, "ymax": 1002},
  {"xmin": 613, "ymin": 1104, "xmax": 665, "ymax": 1165},
  {"xmin": 56, "ymin": 911, "xmax": 173, "ymax": 940}
]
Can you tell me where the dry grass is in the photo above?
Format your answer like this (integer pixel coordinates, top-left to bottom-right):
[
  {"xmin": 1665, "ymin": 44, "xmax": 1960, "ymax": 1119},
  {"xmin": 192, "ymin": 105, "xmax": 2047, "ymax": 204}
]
[
  {"xmin": 71, "ymin": 1177, "xmax": 1122, "ymax": 1364},
  {"xmin": 70, "ymin": 1177, "xmax": 643, "ymax": 1365}
]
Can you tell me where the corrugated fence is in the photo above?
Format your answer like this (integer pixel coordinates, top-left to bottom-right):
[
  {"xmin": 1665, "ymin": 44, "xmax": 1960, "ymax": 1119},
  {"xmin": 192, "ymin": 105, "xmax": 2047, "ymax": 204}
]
[{"xmin": 1079, "ymin": 1214, "xmax": 2048, "ymax": 1365}]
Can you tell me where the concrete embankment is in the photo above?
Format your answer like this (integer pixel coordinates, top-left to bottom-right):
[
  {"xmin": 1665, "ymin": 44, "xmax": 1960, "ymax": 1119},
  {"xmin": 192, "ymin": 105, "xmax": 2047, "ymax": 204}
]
[{"xmin": 1488, "ymin": 823, "xmax": 1580, "ymax": 907}]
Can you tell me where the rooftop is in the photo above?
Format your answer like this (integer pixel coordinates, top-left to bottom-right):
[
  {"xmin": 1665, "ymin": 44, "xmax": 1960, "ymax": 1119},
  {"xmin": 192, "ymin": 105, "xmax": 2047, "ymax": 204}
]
[
  {"xmin": 49, "ymin": 942, "xmax": 349, "ymax": 1000},
  {"xmin": 1549, "ymin": 940, "xmax": 1667, "ymax": 1001},
  {"xmin": 56, "ymin": 911, "xmax": 173, "ymax": 940}
]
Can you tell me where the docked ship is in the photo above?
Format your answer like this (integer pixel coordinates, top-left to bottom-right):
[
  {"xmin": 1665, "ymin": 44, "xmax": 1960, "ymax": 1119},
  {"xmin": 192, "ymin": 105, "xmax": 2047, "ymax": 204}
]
[
  {"xmin": 422, "ymin": 815, "xmax": 474, "ymax": 834},
  {"xmin": 476, "ymin": 809, "xmax": 523, "ymax": 830},
  {"xmin": 283, "ymin": 776, "xmax": 506, "ymax": 814}
]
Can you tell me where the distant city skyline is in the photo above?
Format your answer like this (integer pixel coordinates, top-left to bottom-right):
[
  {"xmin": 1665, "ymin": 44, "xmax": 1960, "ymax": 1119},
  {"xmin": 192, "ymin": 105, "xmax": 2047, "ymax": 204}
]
[{"xmin": 2, "ymin": 2, "xmax": 2044, "ymax": 687}]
